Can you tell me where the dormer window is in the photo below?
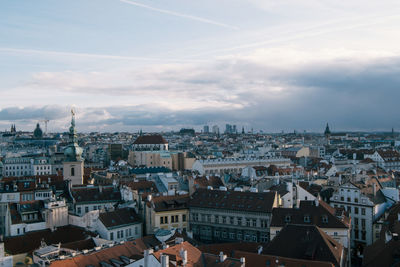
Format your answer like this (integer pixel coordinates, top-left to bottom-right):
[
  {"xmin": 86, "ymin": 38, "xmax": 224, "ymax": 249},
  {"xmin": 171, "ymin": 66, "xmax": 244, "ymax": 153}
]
[
  {"xmin": 285, "ymin": 215, "xmax": 291, "ymax": 223},
  {"xmin": 304, "ymin": 215, "xmax": 310, "ymax": 223},
  {"xmin": 322, "ymin": 215, "xmax": 328, "ymax": 223}
]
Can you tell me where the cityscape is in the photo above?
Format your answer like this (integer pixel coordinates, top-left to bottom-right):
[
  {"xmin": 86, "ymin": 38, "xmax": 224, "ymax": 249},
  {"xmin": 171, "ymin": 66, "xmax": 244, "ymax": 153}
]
[{"xmin": 2, "ymin": 0, "xmax": 400, "ymax": 266}]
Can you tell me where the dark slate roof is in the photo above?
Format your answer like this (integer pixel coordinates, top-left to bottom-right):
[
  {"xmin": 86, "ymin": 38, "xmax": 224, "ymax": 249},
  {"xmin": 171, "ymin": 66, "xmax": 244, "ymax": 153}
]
[
  {"xmin": 147, "ymin": 194, "xmax": 190, "ymax": 212},
  {"xmin": 133, "ymin": 135, "xmax": 168, "ymax": 145},
  {"xmin": 271, "ymin": 200, "xmax": 350, "ymax": 229},
  {"xmin": 9, "ymin": 201, "xmax": 44, "ymax": 225},
  {"xmin": 71, "ymin": 186, "xmax": 121, "ymax": 204},
  {"xmin": 4, "ymin": 225, "xmax": 96, "ymax": 255},
  {"xmin": 189, "ymin": 188, "xmax": 277, "ymax": 213},
  {"xmin": 99, "ymin": 208, "xmax": 141, "ymax": 229},
  {"xmin": 263, "ymin": 224, "xmax": 343, "ymax": 267}
]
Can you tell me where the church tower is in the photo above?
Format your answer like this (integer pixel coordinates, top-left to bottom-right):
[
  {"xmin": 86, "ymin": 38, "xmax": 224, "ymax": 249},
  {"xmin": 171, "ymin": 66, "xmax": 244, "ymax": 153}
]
[
  {"xmin": 63, "ymin": 109, "xmax": 84, "ymax": 185},
  {"xmin": 324, "ymin": 123, "xmax": 331, "ymax": 145}
]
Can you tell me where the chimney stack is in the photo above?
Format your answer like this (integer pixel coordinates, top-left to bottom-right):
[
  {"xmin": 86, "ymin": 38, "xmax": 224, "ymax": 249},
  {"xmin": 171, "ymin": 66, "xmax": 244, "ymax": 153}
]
[
  {"xmin": 240, "ymin": 257, "xmax": 246, "ymax": 267},
  {"xmin": 180, "ymin": 248, "xmax": 187, "ymax": 266},
  {"xmin": 219, "ymin": 252, "xmax": 227, "ymax": 262},
  {"xmin": 161, "ymin": 254, "xmax": 169, "ymax": 267}
]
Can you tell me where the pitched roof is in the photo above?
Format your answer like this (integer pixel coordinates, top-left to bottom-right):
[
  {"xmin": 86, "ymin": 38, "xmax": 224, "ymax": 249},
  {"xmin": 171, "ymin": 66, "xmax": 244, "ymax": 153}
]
[
  {"xmin": 121, "ymin": 180, "xmax": 158, "ymax": 193},
  {"xmin": 189, "ymin": 188, "xmax": 277, "ymax": 213},
  {"xmin": 232, "ymin": 251, "xmax": 335, "ymax": 267},
  {"xmin": 4, "ymin": 225, "xmax": 95, "ymax": 255},
  {"xmin": 99, "ymin": 208, "xmax": 141, "ymax": 229},
  {"xmin": 147, "ymin": 194, "xmax": 190, "ymax": 212},
  {"xmin": 263, "ymin": 224, "xmax": 343, "ymax": 266},
  {"xmin": 49, "ymin": 240, "xmax": 143, "ymax": 267},
  {"xmin": 133, "ymin": 135, "xmax": 168, "ymax": 145},
  {"xmin": 71, "ymin": 186, "xmax": 121, "ymax": 204},
  {"xmin": 270, "ymin": 200, "xmax": 350, "ymax": 229}
]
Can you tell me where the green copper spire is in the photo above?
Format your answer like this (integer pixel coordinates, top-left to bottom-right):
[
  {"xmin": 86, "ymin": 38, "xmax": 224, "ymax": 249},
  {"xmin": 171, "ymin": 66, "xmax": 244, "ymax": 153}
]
[{"xmin": 64, "ymin": 109, "xmax": 83, "ymax": 162}]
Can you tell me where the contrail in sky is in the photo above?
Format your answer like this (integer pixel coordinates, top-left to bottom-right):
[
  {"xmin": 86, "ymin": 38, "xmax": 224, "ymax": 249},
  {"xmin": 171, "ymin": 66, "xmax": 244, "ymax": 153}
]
[{"xmin": 119, "ymin": 0, "xmax": 239, "ymax": 30}]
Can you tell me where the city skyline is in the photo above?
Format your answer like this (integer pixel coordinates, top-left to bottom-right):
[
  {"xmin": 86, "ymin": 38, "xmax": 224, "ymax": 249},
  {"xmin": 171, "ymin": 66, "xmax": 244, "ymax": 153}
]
[{"xmin": 1, "ymin": 0, "xmax": 400, "ymax": 132}]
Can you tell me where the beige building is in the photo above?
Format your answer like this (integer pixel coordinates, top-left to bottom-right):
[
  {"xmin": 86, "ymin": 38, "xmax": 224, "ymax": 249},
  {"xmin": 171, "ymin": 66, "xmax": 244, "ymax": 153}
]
[
  {"xmin": 128, "ymin": 151, "xmax": 172, "ymax": 169},
  {"xmin": 145, "ymin": 194, "xmax": 189, "ymax": 235}
]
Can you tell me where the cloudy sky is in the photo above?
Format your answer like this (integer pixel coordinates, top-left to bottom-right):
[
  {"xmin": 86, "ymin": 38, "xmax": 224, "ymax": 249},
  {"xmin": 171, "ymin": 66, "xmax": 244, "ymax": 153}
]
[{"xmin": 1, "ymin": 0, "xmax": 400, "ymax": 133}]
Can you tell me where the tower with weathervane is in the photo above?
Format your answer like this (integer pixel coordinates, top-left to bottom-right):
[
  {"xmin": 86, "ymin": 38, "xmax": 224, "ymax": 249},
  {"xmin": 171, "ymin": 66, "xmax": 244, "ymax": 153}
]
[{"xmin": 63, "ymin": 109, "xmax": 84, "ymax": 185}]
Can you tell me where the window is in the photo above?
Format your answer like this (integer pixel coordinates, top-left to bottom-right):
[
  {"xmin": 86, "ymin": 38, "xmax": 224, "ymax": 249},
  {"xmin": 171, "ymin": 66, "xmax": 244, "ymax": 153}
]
[
  {"xmin": 77, "ymin": 207, "xmax": 81, "ymax": 214},
  {"xmin": 361, "ymin": 208, "xmax": 366, "ymax": 215},
  {"xmin": 261, "ymin": 219, "xmax": 267, "ymax": 228},
  {"xmin": 361, "ymin": 231, "xmax": 366, "ymax": 240},
  {"xmin": 165, "ymin": 216, "xmax": 168, "ymax": 224},
  {"xmin": 246, "ymin": 218, "xmax": 251, "ymax": 227},
  {"xmin": 160, "ymin": 217, "xmax": 164, "ymax": 224},
  {"xmin": 222, "ymin": 216, "xmax": 226, "ymax": 224},
  {"xmin": 260, "ymin": 234, "xmax": 268, "ymax": 242},
  {"xmin": 207, "ymin": 215, "xmax": 211, "ymax": 223},
  {"xmin": 129, "ymin": 228, "xmax": 132, "ymax": 236},
  {"xmin": 230, "ymin": 217, "xmax": 234, "ymax": 224},
  {"xmin": 252, "ymin": 219, "xmax": 257, "ymax": 227},
  {"xmin": 110, "ymin": 232, "xmax": 114, "ymax": 240},
  {"xmin": 334, "ymin": 232, "xmax": 338, "ymax": 236},
  {"xmin": 237, "ymin": 232, "xmax": 242, "ymax": 240},
  {"xmin": 237, "ymin": 217, "xmax": 242, "ymax": 225},
  {"xmin": 215, "ymin": 230, "xmax": 220, "ymax": 237},
  {"xmin": 347, "ymin": 206, "xmax": 351, "ymax": 213},
  {"xmin": 340, "ymin": 197, "xmax": 344, "ymax": 201},
  {"xmin": 71, "ymin": 167, "xmax": 75, "ymax": 176},
  {"xmin": 229, "ymin": 232, "xmax": 235, "ymax": 239},
  {"xmin": 355, "ymin": 230, "xmax": 359, "ymax": 239},
  {"xmin": 193, "ymin": 213, "xmax": 198, "ymax": 222},
  {"xmin": 304, "ymin": 215, "xmax": 310, "ymax": 223},
  {"xmin": 222, "ymin": 231, "xmax": 227, "ymax": 238},
  {"xmin": 182, "ymin": 214, "xmax": 186, "ymax": 222},
  {"xmin": 322, "ymin": 215, "xmax": 328, "ymax": 223},
  {"xmin": 285, "ymin": 215, "xmax": 291, "ymax": 223},
  {"xmin": 355, "ymin": 198, "xmax": 358, "ymax": 203},
  {"xmin": 355, "ymin": 207, "xmax": 359, "ymax": 214},
  {"xmin": 126, "ymin": 229, "xmax": 129, "ymax": 237},
  {"xmin": 85, "ymin": 206, "xmax": 89, "ymax": 213},
  {"xmin": 354, "ymin": 218, "xmax": 359, "ymax": 227},
  {"xmin": 171, "ymin": 215, "xmax": 175, "ymax": 223},
  {"xmin": 361, "ymin": 219, "xmax": 366, "ymax": 230},
  {"xmin": 214, "ymin": 215, "xmax": 219, "ymax": 223}
]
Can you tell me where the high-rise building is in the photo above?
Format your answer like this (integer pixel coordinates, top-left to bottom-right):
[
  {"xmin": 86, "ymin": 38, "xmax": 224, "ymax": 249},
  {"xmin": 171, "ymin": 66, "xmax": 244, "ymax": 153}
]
[
  {"xmin": 203, "ymin": 125, "xmax": 209, "ymax": 134},
  {"xmin": 212, "ymin": 125, "xmax": 219, "ymax": 134}
]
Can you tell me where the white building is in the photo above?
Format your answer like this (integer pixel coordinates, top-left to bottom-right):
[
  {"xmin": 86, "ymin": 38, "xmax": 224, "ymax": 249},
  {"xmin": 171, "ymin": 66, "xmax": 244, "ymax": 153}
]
[
  {"xmin": 96, "ymin": 208, "xmax": 142, "ymax": 242},
  {"xmin": 192, "ymin": 157, "xmax": 291, "ymax": 176},
  {"xmin": 330, "ymin": 182, "xmax": 393, "ymax": 248}
]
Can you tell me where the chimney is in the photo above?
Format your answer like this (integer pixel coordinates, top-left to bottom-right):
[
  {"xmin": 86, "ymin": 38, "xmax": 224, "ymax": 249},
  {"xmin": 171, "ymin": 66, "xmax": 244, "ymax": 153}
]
[
  {"xmin": 161, "ymin": 254, "xmax": 169, "ymax": 267},
  {"xmin": 180, "ymin": 248, "xmax": 187, "ymax": 266},
  {"xmin": 219, "ymin": 252, "xmax": 227, "ymax": 262},
  {"xmin": 144, "ymin": 249, "xmax": 153, "ymax": 267},
  {"xmin": 240, "ymin": 257, "xmax": 245, "ymax": 267}
]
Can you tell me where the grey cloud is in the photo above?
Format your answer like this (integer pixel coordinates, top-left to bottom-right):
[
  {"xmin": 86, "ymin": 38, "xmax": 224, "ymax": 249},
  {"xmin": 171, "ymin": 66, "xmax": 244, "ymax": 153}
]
[{"xmin": 0, "ymin": 106, "xmax": 67, "ymax": 121}]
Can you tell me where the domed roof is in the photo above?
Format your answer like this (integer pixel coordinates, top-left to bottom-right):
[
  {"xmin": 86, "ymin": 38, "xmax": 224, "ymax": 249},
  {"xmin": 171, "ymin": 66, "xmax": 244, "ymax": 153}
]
[{"xmin": 33, "ymin": 123, "xmax": 43, "ymax": 139}]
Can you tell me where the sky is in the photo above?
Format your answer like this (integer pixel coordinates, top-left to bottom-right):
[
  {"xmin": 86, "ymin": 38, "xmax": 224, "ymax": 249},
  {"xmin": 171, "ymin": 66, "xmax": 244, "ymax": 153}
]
[{"xmin": 1, "ymin": 0, "xmax": 400, "ymax": 133}]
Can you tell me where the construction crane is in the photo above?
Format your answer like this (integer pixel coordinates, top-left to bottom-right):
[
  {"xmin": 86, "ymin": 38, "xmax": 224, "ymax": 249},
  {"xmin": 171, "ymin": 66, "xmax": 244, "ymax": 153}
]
[{"xmin": 41, "ymin": 119, "xmax": 50, "ymax": 134}]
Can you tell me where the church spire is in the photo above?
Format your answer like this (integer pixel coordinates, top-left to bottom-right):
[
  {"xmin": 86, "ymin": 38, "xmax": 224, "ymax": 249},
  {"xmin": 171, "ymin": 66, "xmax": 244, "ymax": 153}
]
[{"xmin": 324, "ymin": 123, "xmax": 331, "ymax": 136}]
